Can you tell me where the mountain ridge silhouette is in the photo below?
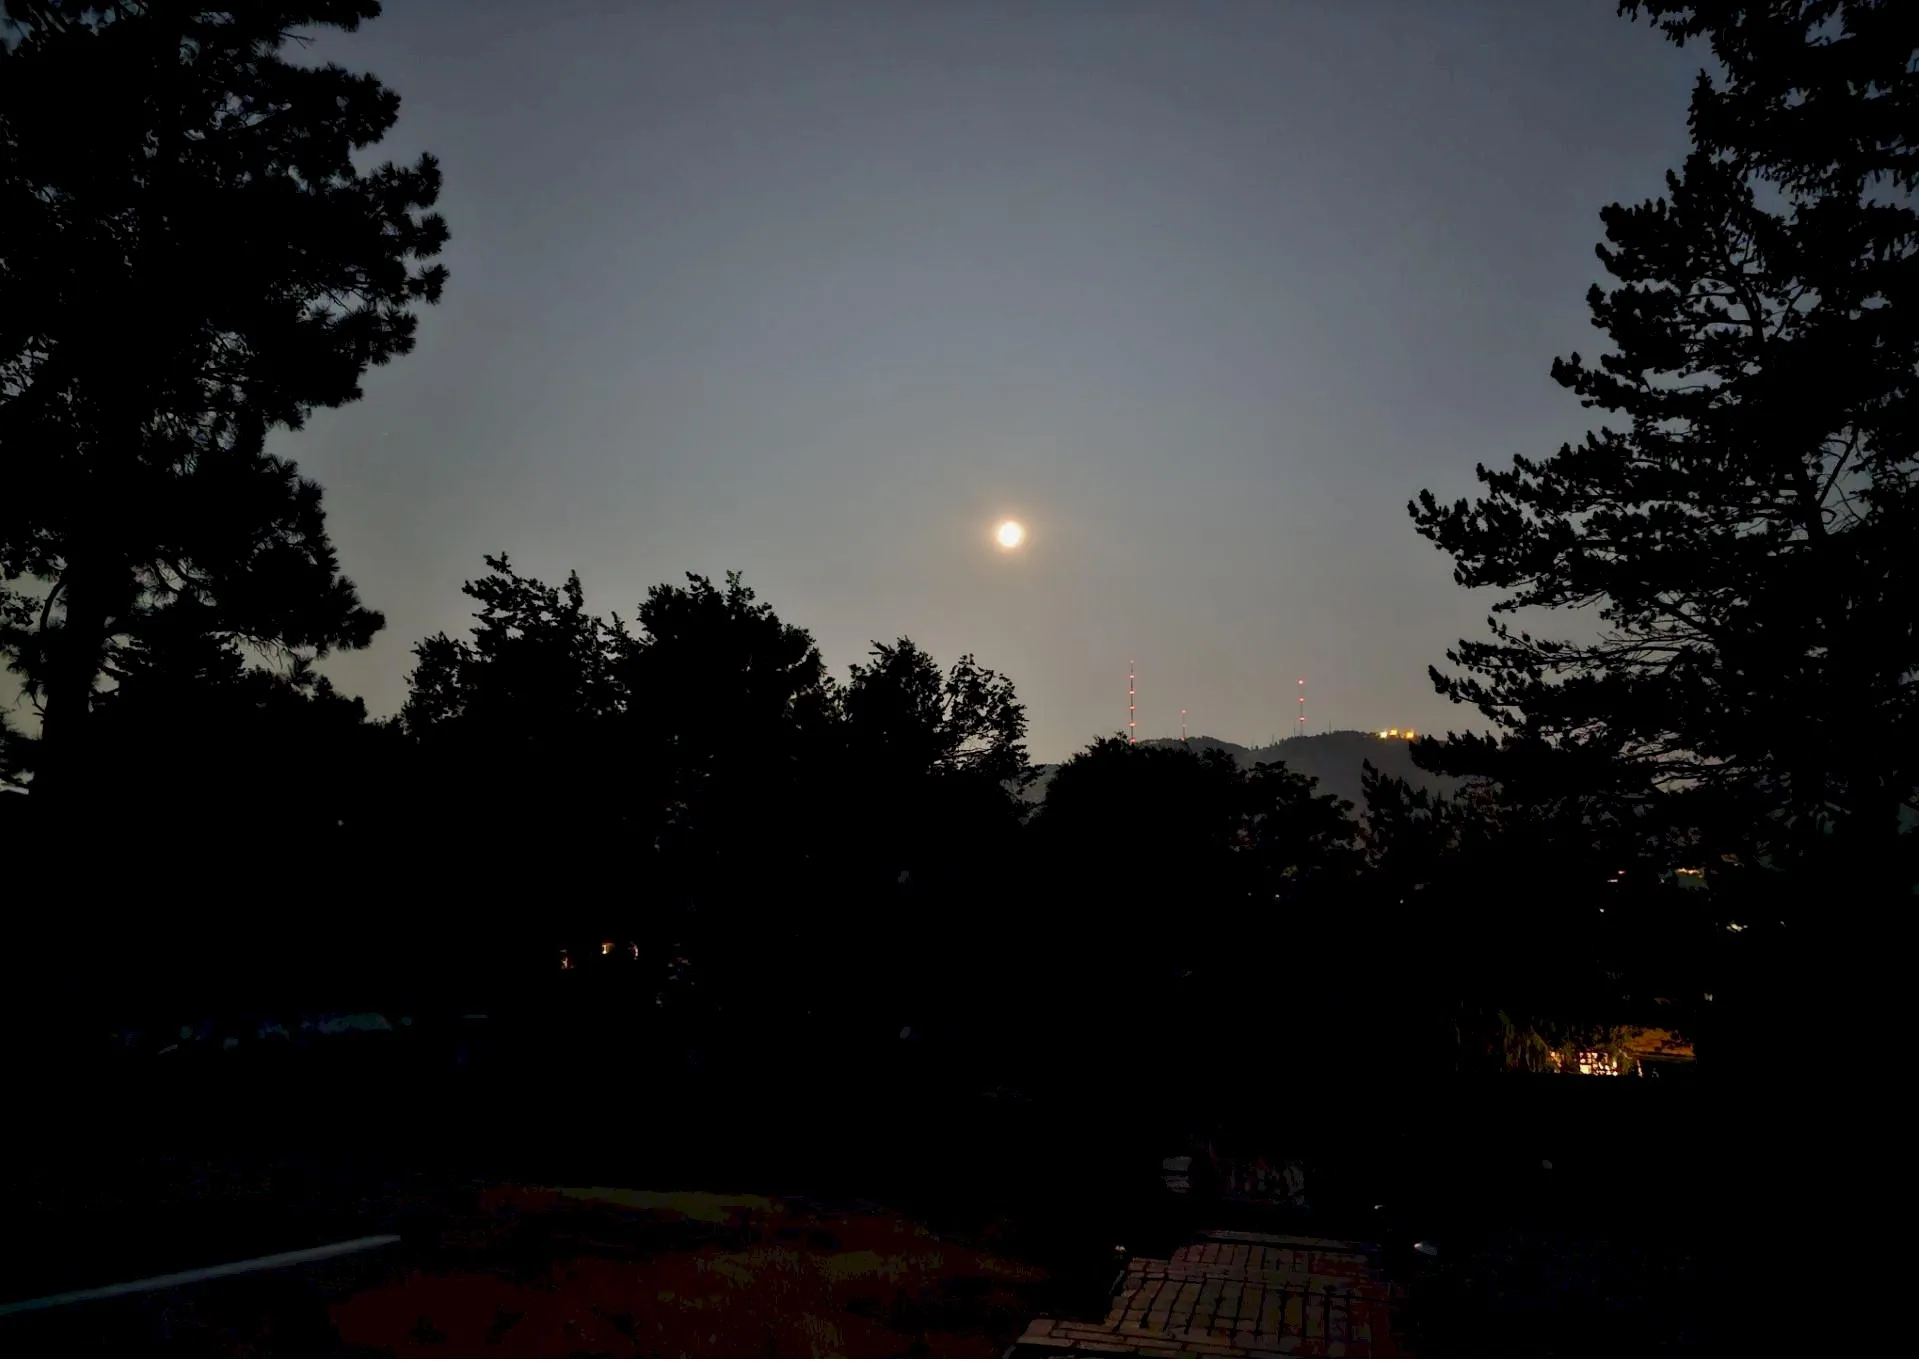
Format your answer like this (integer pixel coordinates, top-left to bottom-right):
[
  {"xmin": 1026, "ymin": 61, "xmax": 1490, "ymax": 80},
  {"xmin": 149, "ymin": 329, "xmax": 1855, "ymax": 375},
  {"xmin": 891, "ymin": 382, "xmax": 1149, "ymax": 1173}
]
[{"xmin": 1020, "ymin": 728, "xmax": 1463, "ymax": 815}]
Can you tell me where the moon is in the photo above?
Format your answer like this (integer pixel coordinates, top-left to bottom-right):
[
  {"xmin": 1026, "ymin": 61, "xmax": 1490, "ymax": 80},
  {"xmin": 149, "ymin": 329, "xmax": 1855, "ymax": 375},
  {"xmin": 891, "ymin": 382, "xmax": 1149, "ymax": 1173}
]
[{"xmin": 996, "ymin": 520, "xmax": 1025, "ymax": 549}]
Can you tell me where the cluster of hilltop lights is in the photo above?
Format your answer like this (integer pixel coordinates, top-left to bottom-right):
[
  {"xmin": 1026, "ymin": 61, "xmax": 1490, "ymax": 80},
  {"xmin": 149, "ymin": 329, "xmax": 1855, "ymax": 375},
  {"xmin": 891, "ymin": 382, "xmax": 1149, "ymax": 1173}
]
[{"xmin": 1377, "ymin": 727, "xmax": 1417, "ymax": 740}]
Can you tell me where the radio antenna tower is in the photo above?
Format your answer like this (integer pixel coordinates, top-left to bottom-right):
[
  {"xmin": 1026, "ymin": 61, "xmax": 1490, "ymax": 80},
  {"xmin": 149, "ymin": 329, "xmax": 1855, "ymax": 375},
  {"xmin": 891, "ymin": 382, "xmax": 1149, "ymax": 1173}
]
[
  {"xmin": 1128, "ymin": 662, "xmax": 1137, "ymax": 744},
  {"xmin": 1180, "ymin": 708, "xmax": 1188, "ymax": 745},
  {"xmin": 1297, "ymin": 678, "xmax": 1305, "ymax": 739}
]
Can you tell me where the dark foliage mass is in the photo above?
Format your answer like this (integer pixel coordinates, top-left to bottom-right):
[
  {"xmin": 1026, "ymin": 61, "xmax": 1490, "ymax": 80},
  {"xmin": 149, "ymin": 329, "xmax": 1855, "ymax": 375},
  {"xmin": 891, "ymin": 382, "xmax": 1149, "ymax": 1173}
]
[
  {"xmin": 1397, "ymin": 5, "xmax": 1918, "ymax": 1134},
  {"xmin": 0, "ymin": 1, "xmax": 447, "ymax": 805},
  {"xmin": 1411, "ymin": 0, "xmax": 1918, "ymax": 908}
]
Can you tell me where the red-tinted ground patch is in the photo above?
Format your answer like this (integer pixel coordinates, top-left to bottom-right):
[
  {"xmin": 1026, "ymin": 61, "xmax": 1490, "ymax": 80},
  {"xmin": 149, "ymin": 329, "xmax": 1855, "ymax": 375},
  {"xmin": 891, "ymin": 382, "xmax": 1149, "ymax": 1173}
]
[{"xmin": 331, "ymin": 1187, "xmax": 1049, "ymax": 1357}]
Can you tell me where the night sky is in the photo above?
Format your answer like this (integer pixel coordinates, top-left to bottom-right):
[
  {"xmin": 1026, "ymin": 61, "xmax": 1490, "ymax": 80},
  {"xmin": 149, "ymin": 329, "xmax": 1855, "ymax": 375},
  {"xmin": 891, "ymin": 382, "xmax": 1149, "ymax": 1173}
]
[{"xmin": 288, "ymin": 0, "xmax": 1703, "ymax": 762}]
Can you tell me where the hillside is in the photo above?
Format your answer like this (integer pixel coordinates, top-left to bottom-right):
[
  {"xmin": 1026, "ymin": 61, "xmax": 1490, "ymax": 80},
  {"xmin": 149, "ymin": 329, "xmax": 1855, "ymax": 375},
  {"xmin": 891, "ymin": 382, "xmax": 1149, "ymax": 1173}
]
[{"xmin": 1019, "ymin": 729, "xmax": 1463, "ymax": 816}]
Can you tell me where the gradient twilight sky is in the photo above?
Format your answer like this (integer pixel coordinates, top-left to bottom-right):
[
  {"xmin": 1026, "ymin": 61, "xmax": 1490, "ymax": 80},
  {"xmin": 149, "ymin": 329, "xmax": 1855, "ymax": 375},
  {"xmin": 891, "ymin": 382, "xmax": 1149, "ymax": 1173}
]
[{"xmin": 289, "ymin": 0, "xmax": 1704, "ymax": 762}]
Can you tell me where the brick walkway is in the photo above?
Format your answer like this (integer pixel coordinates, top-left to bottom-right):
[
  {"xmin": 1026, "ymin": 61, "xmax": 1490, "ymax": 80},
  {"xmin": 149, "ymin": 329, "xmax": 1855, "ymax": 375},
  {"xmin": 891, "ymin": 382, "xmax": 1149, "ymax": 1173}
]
[{"xmin": 1015, "ymin": 1230, "xmax": 1403, "ymax": 1358}]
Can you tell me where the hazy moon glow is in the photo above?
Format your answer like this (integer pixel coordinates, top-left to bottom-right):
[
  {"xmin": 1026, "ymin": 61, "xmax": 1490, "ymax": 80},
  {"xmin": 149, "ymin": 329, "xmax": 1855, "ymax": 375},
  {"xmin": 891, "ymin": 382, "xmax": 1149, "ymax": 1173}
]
[{"xmin": 996, "ymin": 520, "xmax": 1025, "ymax": 549}]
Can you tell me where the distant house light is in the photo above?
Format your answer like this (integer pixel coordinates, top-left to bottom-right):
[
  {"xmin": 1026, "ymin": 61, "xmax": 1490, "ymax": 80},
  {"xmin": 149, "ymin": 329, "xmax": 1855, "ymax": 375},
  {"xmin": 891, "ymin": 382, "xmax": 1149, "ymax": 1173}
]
[{"xmin": 1551, "ymin": 1047, "xmax": 1624, "ymax": 1077}]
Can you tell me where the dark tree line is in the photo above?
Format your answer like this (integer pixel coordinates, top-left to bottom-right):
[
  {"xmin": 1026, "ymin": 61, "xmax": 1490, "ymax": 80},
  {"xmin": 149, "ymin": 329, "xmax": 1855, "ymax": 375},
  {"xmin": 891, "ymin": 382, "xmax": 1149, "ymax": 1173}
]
[{"xmin": 3, "ymin": 529, "xmax": 1710, "ymax": 1083}]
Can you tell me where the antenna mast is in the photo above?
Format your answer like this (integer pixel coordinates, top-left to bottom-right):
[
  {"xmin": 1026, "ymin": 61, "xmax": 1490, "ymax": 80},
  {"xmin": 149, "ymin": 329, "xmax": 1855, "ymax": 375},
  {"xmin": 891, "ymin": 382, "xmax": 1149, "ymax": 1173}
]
[
  {"xmin": 1297, "ymin": 678, "xmax": 1305, "ymax": 740},
  {"xmin": 1128, "ymin": 662, "xmax": 1137, "ymax": 744},
  {"xmin": 1180, "ymin": 708, "xmax": 1188, "ymax": 745}
]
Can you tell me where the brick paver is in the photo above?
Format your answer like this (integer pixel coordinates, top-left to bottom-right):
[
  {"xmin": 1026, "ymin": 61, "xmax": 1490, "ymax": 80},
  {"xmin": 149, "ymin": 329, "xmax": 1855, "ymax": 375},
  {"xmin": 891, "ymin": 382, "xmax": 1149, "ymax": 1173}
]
[{"xmin": 1016, "ymin": 1231, "xmax": 1405, "ymax": 1358}]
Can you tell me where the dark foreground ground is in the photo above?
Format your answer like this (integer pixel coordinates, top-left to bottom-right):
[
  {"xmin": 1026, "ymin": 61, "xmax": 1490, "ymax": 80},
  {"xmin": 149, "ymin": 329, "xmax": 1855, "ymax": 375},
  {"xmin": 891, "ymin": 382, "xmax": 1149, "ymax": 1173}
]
[{"xmin": 1, "ymin": 1000, "xmax": 1730, "ymax": 1357}]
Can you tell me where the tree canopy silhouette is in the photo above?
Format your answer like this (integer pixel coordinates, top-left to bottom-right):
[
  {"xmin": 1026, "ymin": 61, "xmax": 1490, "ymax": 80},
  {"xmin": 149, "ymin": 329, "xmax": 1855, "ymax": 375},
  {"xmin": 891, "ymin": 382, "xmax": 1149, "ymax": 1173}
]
[
  {"xmin": 1019, "ymin": 737, "xmax": 1368, "ymax": 1090},
  {"xmin": 833, "ymin": 638, "xmax": 1033, "ymax": 1025},
  {"xmin": 1409, "ymin": 0, "xmax": 1918, "ymax": 903},
  {"xmin": 840, "ymin": 637, "xmax": 1031, "ymax": 886},
  {"xmin": 1238, "ymin": 757, "xmax": 1364, "ymax": 903},
  {"xmin": 0, "ymin": 1, "xmax": 446, "ymax": 804},
  {"xmin": 627, "ymin": 570, "xmax": 838, "ymax": 878},
  {"xmin": 403, "ymin": 553, "xmax": 635, "ymax": 827},
  {"xmin": 403, "ymin": 555, "xmax": 629, "ymax": 743},
  {"xmin": 394, "ymin": 559, "xmax": 860, "ymax": 1006},
  {"xmin": 1033, "ymin": 739, "xmax": 1359, "ymax": 996},
  {"xmin": 1359, "ymin": 758, "xmax": 1714, "ymax": 1075},
  {"xmin": 392, "ymin": 552, "xmax": 652, "ymax": 950},
  {"xmin": 843, "ymin": 639, "xmax": 1030, "ymax": 790}
]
